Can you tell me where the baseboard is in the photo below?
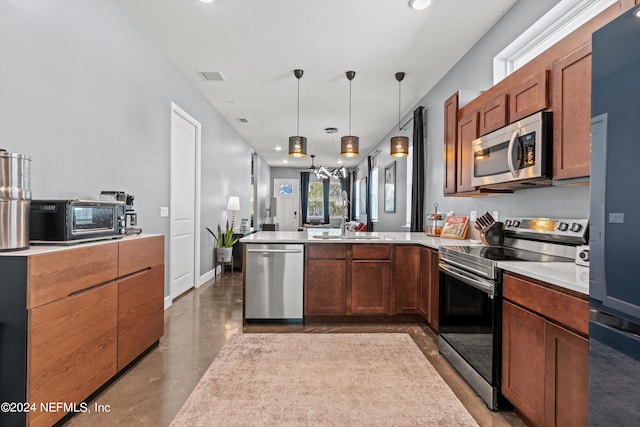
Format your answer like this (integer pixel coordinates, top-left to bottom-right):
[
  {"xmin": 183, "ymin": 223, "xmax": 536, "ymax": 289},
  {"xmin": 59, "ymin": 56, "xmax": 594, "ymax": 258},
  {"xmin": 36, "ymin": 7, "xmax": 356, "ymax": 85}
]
[
  {"xmin": 198, "ymin": 270, "xmax": 214, "ymax": 287},
  {"xmin": 164, "ymin": 295, "xmax": 172, "ymax": 310}
]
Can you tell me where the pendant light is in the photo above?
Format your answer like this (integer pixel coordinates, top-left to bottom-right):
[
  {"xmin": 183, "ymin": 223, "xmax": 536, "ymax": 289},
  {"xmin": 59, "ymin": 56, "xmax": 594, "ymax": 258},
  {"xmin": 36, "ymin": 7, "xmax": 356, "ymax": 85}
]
[
  {"xmin": 390, "ymin": 72, "xmax": 409, "ymax": 157},
  {"xmin": 341, "ymin": 71, "xmax": 359, "ymax": 157},
  {"xmin": 288, "ymin": 69, "xmax": 307, "ymax": 157}
]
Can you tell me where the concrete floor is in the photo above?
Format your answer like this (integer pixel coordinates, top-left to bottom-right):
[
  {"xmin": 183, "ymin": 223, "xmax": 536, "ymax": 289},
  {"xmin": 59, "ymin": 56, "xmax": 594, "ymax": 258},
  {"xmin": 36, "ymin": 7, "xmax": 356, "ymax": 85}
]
[{"xmin": 63, "ymin": 272, "xmax": 524, "ymax": 427}]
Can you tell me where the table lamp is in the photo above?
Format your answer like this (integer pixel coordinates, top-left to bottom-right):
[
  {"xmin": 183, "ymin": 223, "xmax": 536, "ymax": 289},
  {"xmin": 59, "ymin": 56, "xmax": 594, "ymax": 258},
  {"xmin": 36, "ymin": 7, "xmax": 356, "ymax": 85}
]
[{"xmin": 227, "ymin": 196, "xmax": 240, "ymax": 231}]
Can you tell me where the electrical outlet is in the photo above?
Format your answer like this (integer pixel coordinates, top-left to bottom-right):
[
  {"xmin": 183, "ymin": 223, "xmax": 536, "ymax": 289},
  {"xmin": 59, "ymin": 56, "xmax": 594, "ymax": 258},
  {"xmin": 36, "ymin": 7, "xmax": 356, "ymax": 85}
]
[
  {"xmin": 470, "ymin": 211, "xmax": 477, "ymax": 222},
  {"xmin": 492, "ymin": 210, "xmax": 499, "ymax": 221},
  {"xmin": 160, "ymin": 206, "xmax": 169, "ymax": 217}
]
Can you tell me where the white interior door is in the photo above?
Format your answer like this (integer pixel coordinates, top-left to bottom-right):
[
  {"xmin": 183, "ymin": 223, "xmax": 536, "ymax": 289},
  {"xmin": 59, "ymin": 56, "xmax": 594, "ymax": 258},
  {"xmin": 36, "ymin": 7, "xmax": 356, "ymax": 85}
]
[
  {"xmin": 170, "ymin": 103, "xmax": 201, "ymax": 299},
  {"xmin": 274, "ymin": 179, "xmax": 300, "ymax": 231}
]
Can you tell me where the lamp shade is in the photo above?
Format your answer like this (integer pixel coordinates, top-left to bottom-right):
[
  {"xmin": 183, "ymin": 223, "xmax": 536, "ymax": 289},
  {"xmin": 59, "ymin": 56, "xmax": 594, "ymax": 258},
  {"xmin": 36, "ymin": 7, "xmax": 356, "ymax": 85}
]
[
  {"xmin": 341, "ymin": 135, "xmax": 359, "ymax": 157},
  {"xmin": 288, "ymin": 136, "xmax": 307, "ymax": 157},
  {"xmin": 226, "ymin": 196, "xmax": 240, "ymax": 211},
  {"xmin": 390, "ymin": 136, "xmax": 409, "ymax": 157}
]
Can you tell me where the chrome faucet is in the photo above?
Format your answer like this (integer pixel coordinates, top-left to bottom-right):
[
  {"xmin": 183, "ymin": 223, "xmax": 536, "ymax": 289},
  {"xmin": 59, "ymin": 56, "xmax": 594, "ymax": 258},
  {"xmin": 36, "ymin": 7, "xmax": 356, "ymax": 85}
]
[{"xmin": 340, "ymin": 191, "xmax": 350, "ymax": 236}]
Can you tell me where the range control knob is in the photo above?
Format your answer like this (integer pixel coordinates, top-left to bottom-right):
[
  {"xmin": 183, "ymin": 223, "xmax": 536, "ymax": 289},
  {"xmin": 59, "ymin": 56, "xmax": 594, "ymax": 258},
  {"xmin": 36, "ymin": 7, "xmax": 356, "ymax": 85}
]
[
  {"xmin": 579, "ymin": 249, "xmax": 590, "ymax": 262},
  {"xmin": 558, "ymin": 222, "xmax": 569, "ymax": 231},
  {"xmin": 512, "ymin": 220, "xmax": 521, "ymax": 227},
  {"xmin": 505, "ymin": 220, "xmax": 512, "ymax": 227},
  {"xmin": 570, "ymin": 223, "xmax": 583, "ymax": 233}
]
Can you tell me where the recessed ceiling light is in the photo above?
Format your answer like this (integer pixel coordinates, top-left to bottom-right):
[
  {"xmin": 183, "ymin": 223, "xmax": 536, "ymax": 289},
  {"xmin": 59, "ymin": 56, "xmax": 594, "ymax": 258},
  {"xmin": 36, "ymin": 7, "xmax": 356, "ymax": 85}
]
[
  {"xmin": 635, "ymin": 8, "xmax": 640, "ymax": 18},
  {"xmin": 200, "ymin": 0, "xmax": 214, "ymax": 3},
  {"xmin": 198, "ymin": 71, "xmax": 225, "ymax": 81},
  {"xmin": 282, "ymin": 159, "xmax": 288, "ymax": 164},
  {"xmin": 408, "ymin": 0, "xmax": 431, "ymax": 10},
  {"xmin": 275, "ymin": 146, "xmax": 282, "ymax": 151},
  {"xmin": 338, "ymin": 160, "xmax": 343, "ymax": 164}
]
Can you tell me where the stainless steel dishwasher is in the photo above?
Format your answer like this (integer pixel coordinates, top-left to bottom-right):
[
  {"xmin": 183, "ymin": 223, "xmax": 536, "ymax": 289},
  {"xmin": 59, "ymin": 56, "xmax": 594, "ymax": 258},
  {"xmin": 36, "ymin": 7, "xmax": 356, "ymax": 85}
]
[{"xmin": 245, "ymin": 243, "xmax": 304, "ymax": 321}]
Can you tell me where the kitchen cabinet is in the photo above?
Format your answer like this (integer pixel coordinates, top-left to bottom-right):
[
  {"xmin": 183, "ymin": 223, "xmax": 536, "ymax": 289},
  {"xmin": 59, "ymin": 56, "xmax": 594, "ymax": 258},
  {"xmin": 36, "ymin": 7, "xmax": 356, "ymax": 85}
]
[
  {"xmin": 393, "ymin": 245, "xmax": 421, "ymax": 314},
  {"xmin": 351, "ymin": 245, "xmax": 391, "ymax": 314},
  {"xmin": 305, "ymin": 245, "xmax": 347, "ymax": 315},
  {"xmin": 419, "ymin": 247, "xmax": 439, "ymax": 332},
  {"xmin": 28, "ymin": 283, "xmax": 118, "ymax": 427},
  {"xmin": 0, "ymin": 235, "xmax": 164, "ymax": 427},
  {"xmin": 479, "ymin": 93, "xmax": 508, "ymax": 136},
  {"xmin": 552, "ymin": 43, "xmax": 592, "ymax": 180},
  {"xmin": 456, "ymin": 111, "xmax": 480, "ymax": 194},
  {"xmin": 501, "ymin": 274, "xmax": 588, "ymax": 427},
  {"xmin": 508, "ymin": 70, "xmax": 549, "ymax": 122},
  {"xmin": 443, "ymin": 92, "xmax": 459, "ymax": 194}
]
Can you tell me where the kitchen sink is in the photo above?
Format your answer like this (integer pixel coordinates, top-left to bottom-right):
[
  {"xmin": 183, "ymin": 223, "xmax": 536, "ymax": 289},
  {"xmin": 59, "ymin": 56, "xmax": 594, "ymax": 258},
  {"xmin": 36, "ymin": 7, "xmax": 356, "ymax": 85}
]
[{"xmin": 311, "ymin": 234, "xmax": 381, "ymax": 240}]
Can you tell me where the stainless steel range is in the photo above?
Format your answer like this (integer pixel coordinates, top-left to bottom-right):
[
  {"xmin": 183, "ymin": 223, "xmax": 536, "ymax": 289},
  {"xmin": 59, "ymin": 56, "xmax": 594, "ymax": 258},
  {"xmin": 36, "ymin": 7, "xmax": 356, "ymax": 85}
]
[{"xmin": 438, "ymin": 217, "xmax": 588, "ymax": 410}]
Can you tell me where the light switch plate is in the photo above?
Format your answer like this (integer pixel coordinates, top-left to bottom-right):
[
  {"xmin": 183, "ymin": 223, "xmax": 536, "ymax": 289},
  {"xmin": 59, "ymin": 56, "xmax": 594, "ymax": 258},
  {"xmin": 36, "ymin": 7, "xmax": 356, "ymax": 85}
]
[
  {"xmin": 470, "ymin": 211, "xmax": 477, "ymax": 222},
  {"xmin": 492, "ymin": 211, "xmax": 499, "ymax": 221},
  {"xmin": 160, "ymin": 206, "xmax": 169, "ymax": 217}
]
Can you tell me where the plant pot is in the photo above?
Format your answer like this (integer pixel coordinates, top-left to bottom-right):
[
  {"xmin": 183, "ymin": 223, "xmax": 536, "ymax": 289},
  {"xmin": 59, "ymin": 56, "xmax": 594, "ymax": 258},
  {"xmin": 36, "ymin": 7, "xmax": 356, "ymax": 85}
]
[{"xmin": 217, "ymin": 247, "xmax": 233, "ymax": 263}]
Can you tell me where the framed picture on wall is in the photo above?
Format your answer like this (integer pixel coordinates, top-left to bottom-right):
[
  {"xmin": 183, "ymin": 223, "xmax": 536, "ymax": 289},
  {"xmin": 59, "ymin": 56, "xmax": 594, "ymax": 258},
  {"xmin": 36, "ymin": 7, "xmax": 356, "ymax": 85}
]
[
  {"xmin": 384, "ymin": 161, "xmax": 396, "ymax": 213},
  {"xmin": 359, "ymin": 177, "xmax": 367, "ymax": 215}
]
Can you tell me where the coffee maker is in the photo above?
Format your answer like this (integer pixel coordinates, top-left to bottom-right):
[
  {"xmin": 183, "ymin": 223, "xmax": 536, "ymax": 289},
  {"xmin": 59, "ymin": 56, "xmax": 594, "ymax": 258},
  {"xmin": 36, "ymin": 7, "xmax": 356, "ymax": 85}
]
[{"xmin": 100, "ymin": 191, "xmax": 140, "ymax": 234}]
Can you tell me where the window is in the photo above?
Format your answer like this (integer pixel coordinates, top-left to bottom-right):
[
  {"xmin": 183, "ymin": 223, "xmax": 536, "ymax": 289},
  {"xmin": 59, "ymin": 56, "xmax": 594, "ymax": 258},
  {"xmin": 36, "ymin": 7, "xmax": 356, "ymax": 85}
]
[
  {"xmin": 370, "ymin": 167, "xmax": 379, "ymax": 222},
  {"xmin": 354, "ymin": 179, "xmax": 360, "ymax": 220},
  {"xmin": 328, "ymin": 182, "xmax": 342, "ymax": 218},
  {"xmin": 493, "ymin": 0, "xmax": 616, "ymax": 84},
  {"xmin": 405, "ymin": 144, "xmax": 413, "ymax": 227},
  {"xmin": 308, "ymin": 182, "xmax": 323, "ymax": 220},
  {"xmin": 279, "ymin": 183, "xmax": 294, "ymax": 195}
]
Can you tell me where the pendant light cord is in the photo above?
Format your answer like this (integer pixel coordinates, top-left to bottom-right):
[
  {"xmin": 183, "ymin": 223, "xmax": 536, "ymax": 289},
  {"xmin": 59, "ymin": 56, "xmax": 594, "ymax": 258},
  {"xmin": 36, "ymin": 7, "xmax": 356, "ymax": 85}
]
[
  {"xmin": 297, "ymin": 78, "xmax": 300, "ymax": 137},
  {"xmin": 349, "ymin": 79, "xmax": 352, "ymax": 135},
  {"xmin": 398, "ymin": 79, "xmax": 401, "ymax": 132}
]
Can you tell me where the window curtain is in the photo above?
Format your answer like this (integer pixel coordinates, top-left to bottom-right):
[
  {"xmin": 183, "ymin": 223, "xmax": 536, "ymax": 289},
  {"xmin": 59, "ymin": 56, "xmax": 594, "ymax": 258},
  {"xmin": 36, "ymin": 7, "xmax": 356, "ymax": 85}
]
[
  {"xmin": 411, "ymin": 106, "xmax": 425, "ymax": 232},
  {"xmin": 300, "ymin": 171, "xmax": 310, "ymax": 225},
  {"xmin": 351, "ymin": 171, "xmax": 357, "ymax": 219},
  {"xmin": 322, "ymin": 179, "xmax": 330, "ymax": 224},
  {"xmin": 367, "ymin": 155, "xmax": 373, "ymax": 231}
]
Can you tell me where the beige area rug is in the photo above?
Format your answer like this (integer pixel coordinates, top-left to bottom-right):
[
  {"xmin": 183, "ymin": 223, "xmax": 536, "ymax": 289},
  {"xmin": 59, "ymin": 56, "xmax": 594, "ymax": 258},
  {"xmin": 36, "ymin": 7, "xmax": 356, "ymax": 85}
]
[{"xmin": 171, "ymin": 333, "xmax": 478, "ymax": 427}]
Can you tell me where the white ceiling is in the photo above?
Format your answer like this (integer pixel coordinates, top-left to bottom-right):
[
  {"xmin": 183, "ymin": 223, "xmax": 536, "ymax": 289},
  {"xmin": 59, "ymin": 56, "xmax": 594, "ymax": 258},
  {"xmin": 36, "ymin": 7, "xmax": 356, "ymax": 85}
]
[{"xmin": 117, "ymin": 0, "xmax": 517, "ymax": 169}]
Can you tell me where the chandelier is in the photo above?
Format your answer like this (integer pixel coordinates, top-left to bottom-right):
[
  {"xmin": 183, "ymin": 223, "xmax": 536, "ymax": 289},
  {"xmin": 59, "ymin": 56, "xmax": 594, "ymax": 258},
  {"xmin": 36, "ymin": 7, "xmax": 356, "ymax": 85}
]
[{"xmin": 309, "ymin": 155, "xmax": 347, "ymax": 180}]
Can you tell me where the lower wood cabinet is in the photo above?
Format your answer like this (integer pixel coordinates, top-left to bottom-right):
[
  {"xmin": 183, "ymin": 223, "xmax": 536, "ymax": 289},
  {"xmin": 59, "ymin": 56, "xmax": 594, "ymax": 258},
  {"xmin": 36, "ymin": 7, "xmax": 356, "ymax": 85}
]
[
  {"xmin": 28, "ymin": 282, "xmax": 118, "ymax": 427},
  {"xmin": 352, "ymin": 260, "xmax": 390, "ymax": 314},
  {"xmin": 393, "ymin": 245, "xmax": 421, "ymax": 314},
  {"xmin": 305, "ymin": 258, "xmax": 347, "ymax": 315},
  {"xmin": 117, "ymin": 265, "xmax": 165, "ymax": 370},
  {"xmin": 502, "ymin": 274, "xmax": 588, "ymax": 427}
]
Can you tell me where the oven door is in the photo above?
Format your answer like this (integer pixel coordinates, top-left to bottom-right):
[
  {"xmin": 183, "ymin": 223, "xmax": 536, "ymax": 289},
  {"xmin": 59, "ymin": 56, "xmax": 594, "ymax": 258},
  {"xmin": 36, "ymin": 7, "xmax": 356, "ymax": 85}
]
[{"xmin": 439, "ymin": 262, "xmax": 499, "ymax": 386}]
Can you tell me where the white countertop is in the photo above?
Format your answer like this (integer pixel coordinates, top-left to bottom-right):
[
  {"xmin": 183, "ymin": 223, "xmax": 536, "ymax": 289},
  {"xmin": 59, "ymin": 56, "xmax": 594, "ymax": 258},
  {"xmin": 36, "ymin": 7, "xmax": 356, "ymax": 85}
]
[
  {"xmin": 0, "ymin": 233, "xmax": 162, "ymax": 257},
  {"xmin": 241, "ymin": 230, "xmax": 589, "ymax": 296}
]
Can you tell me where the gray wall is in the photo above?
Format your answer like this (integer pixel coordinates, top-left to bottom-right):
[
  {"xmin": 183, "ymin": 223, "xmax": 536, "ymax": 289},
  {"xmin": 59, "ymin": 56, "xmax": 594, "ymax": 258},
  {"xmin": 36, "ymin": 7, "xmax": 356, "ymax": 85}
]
[
  {"xmin": 0, "ymin": 0, "xmax": 259, "ymax": 295},
  {"xmin": 355, "ymin": 0, "xmax": 587, "ymax": 229}
]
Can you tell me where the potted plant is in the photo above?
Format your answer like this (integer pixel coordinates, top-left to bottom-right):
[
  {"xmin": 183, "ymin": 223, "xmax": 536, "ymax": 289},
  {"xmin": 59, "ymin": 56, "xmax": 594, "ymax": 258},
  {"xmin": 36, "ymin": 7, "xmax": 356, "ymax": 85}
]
[{"xmin": 206, "ymin": 220, "xmax": 239, "ymax": 263}]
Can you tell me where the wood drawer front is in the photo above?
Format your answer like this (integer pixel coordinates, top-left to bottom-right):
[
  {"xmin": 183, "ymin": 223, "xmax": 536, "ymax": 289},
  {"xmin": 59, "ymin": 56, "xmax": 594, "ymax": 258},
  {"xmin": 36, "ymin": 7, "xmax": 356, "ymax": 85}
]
[
  {"xmin": 117, "ymin": 266, "xmax": 164, "ymax": 370},
  {"xmin": 306, "ymin": 244, "xmax": 347, "ymax": 259},
  {"xmin": 119, "ymin": 235, "xmax": 164, "ymax": 276},
  {"xmin": 28, "ymin": 282, "xmax": 117, "ymax": 427},
  {"xmin": 479, "ymin": 93, "xmax": 508, "ymax": 135},
  {"xmin": 503, "ymin": 274, "xmax": 589, "ymax": 336},
  {"xmin": 352, "ymin": 244, "xmax": 390, "ymax": 260},
  {"xmin": 27, "ymin": 243, "xmax": 118, "ymax": 309},
  {"xmin": 508, "ymin": 70, "xmax": 549, "ymax": 122}
]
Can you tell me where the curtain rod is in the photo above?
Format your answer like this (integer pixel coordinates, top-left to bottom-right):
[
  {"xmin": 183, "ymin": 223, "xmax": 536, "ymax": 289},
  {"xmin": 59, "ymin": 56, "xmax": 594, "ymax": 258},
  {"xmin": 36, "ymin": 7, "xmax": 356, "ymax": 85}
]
[{"xmin": 399, "ymin": 105, "xmax": 425, "ymax": 131}]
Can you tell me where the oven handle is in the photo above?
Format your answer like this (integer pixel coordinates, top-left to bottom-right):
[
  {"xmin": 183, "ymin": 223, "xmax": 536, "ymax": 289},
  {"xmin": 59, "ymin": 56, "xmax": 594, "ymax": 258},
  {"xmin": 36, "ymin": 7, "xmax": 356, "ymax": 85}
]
[
  {"xmin": 439, "ymin": 255, "xmax": 491, "ymax": 279},
  {"xmin": 439, "ymin": 262, "xmax": 495, "ymax": 298},
  {"xmin": 507, "ymin": 129, "xmax": 521, "ymax": 178}
]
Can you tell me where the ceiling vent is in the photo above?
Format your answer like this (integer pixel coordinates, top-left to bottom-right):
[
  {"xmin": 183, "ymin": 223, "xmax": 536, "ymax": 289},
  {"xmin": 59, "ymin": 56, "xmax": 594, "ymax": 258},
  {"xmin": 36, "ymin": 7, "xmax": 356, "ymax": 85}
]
[
  {"xmin": 238, "ymin": 118, "xmax": 249, "ymax": 123},
  {"xmin": 198, "ymin": 71, "xmax": 225, "ymax": 81}
]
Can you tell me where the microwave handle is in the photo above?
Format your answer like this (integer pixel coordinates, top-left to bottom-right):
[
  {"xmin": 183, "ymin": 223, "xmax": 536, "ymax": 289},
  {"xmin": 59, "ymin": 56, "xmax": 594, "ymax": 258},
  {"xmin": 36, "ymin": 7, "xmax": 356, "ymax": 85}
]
[{"xmin": 507, "ymin": 130, "xmax": 520, "ymax": 177}]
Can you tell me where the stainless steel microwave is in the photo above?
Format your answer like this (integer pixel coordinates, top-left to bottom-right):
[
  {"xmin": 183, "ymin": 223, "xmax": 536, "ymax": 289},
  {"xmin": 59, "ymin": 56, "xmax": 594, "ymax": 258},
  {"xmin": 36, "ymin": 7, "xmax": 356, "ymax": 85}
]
[
  {"xmin": 471, "ymin": 111, "xmax": 552, "ymax": 190},
  {"xmin": 30, "ymin": 199, "xmax": 126, "ymax": 244}
]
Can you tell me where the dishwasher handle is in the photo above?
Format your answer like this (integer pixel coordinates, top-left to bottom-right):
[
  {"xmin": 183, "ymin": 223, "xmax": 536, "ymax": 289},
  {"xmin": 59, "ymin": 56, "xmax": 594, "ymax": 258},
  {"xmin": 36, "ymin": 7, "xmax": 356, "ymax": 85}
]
[{"xmin": 246, "ymin": 248, "xmax": 303, "ymax": 254}]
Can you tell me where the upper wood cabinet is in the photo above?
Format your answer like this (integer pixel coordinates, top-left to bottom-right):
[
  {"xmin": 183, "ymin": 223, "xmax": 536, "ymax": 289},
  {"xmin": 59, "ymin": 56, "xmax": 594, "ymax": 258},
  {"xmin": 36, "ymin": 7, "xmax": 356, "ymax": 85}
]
[
  {"xmin": 479, "ymin": 93, "xmax": 508, "ymax": 135},
  {"xmin": 456, "ymin": 110, "xmax": 480, "ymax": 193},
  {"xmin": 443, "ymin": 92, "xmax": 459, "ymax": 194},
  {"xmin": 508, "ymin": 70, "xmax": 549, "ymax": 122},
  {"xmin": 552, "ymin": 43, "xmax": 592, "ymax": 180}
]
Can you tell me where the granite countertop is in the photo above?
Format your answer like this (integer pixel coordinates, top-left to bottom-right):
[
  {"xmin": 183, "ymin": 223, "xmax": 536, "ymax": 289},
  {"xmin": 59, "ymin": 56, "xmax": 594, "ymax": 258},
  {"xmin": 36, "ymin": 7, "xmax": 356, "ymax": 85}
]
[{"xmin": 241, "ymin": 230, "xmax": 589, "ymax": 296}]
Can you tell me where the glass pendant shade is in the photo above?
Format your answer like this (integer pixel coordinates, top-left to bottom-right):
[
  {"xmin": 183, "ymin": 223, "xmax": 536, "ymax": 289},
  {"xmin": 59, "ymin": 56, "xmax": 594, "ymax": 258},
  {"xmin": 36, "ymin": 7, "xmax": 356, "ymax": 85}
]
[
  {"xmin": 288, "ymin": 136, "xmax": 307, "ymax": 158},
  {"xmin": 390, "ymin": 136, "xmax": 409, "ymax": 157},
  {"xmin": 341, "ymin": 135, "xmax": 359, "ymax": 157}
]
